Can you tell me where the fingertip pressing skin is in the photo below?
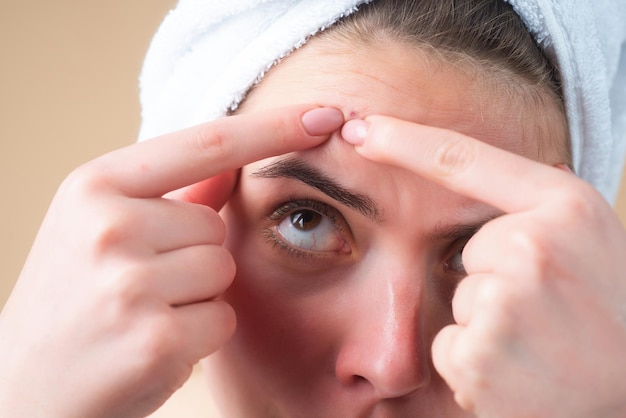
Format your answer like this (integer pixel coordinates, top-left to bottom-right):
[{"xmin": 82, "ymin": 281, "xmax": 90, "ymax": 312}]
[
  {"xmin": 301, "ymin": 107, "xmax": 345, "ymax": 136},
  {"xmin": 340, "ymin": 116, "xmax": 394, "ymax": 160},
  {"xmin": 340, "ymin": 118, "xmax": 370, "ymax": 146},
  {"xmin": 340, "ymin": 115, "xmax": 582, "ymax": 214},
  {"xmin": 166, "ymin": 106, "xmax": 344, "ymax": 208},
  {"xmin": 92, "ymin": 105, "xmax": 343, "ymax": 199}
]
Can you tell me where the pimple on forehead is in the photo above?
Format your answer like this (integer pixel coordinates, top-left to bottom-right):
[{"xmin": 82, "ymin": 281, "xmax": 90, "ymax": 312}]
[
  {"xmin": 344, "ymin": 106, "xmax": 372, "ymax": 120},
  {"xmin": 348, "ymin": 110, "xmax": 359, "ymax": 119}
]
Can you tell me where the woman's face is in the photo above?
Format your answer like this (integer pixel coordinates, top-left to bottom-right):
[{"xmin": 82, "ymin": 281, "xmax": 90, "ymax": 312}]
[{"xmin": 202, "ymin": 37, "xmax": 565, "ymax": 417}]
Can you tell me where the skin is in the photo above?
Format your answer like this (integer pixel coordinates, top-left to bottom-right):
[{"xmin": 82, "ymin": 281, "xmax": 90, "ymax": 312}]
[
  {"xmin": 345, "ymin": 116, "xmax": 626, "ymax": 417},
  {"xmin": 0, "ymin": 105, "xmax": 343, "ymax": 418},
  {"xmin": 199, "ymin": 37, "xmax": 624, "ymax": 418},
  {"xmin": 2, "ymin": 27, "xmax": 625, "ymax": 418}
]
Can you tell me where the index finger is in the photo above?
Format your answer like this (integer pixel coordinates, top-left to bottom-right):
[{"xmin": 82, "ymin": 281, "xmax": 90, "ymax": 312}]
[
  {"xmin": 91, "ymin": 105, "xmax": 344, "ymax": 198},
  {"xmin": 341, "ymin": 116, "xmax": 576, "ymax": 213}
]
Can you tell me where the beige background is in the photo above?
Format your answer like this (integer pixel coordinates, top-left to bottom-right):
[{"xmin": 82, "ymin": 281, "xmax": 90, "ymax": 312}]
[
  {"xmin": 1, "ymin": 2, "xmax": 626, "ymax": 417},
  {"xmin": 0, "ymin": 2, "xmax": 216, "ymax": 416}
]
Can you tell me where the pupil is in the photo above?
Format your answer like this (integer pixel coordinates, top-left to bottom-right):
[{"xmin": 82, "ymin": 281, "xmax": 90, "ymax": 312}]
[{"xmin": 291, "ymin": 210, "xmax": 320, "ymax": 231}]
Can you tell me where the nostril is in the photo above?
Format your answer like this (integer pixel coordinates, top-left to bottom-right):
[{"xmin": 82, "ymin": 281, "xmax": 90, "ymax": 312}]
[
  {"xmin": 353, "ymin": 375, "xmax": 368, "ymax": 385},
  {"xmin": 333, "ymin": 280, "xmax": 430, "ymax": 399},
  {"xmin": 339, "ymin": 373, "xmax": 369, "ymax": 388},
  {"xmin": 336, "ymin": 343, "xmax": 432, "ymax": 399}
]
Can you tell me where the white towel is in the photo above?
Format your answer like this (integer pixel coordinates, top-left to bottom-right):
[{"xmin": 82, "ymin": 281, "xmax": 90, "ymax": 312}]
[
  {"xmin": 139, "ymin": 0, "xmax": 626, "ymax": 203},
  {"xmin": 139, "ymin": 0, "xmax": 370, "ymax": 138},
  {"xmin": 504, "ymin": 0, "xmax": 626, "ymax": 203}
]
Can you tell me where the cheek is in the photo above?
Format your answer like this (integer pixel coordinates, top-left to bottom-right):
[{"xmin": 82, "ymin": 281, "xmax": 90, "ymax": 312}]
[
  {"xmin": 218, "ymin": 181, "xmax": 463, "ymax": 393},
  {"xmin": 219, "ymin": 197, "xmax": 347, "ymax": 385}
]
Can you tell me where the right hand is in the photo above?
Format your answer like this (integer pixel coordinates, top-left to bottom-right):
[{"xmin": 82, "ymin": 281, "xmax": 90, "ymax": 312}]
[{"xmin": 0, "ymin": 105, "xmax": 343, "ymax": 418}]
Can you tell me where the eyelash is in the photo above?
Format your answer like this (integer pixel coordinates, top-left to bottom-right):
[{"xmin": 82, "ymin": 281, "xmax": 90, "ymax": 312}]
[
  {"xmin": 264, "ymin": 197, "xmax": 350, "ymax": 260},
  {"xmin": 263, "ymin": 196, "xmax": 477, "ymax": 277}
]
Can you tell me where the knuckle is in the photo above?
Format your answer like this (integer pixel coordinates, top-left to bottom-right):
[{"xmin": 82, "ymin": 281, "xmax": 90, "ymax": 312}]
[
  {"xmin": 555, "ymin": 183, "xmax": 602, "ymax": 223},
  {"xmin": 507, "ymin": 223, "xmax": 552, "ymax": 276},
  {"xmin": 433, "ymin": 134, "xmax": 476, "ymax": 178},
  {"xmin": 270, "ymin": 115, "xmax": 291, "ymax": 148},
  {"xmin": 90, "ymin": 210, "xmax": 134, "ymax": 255},
  {"xmin": 191, "ymin": 123, "xmax": 230, "ymax": 161},
  {"xmin": 101, "ymin": 263, "xmax": 147, "ymax": 308},
  {"xmin": 136, "ymin": 315, "xmax": 181, "ymax": 367},
  {"xmin": 264, "ymin": 108, "xmax": 306, "ymax": 148},
  {"xmin": 59, "ymin": 161, "xmax": 109, "ymax": 198},
  {"xmin": 94, "ymin": 266, "xmax": 148, "ymax": 334},
  {"xmin": 57, "ymin": 162, "xmax": 144, "ymax": 257}
]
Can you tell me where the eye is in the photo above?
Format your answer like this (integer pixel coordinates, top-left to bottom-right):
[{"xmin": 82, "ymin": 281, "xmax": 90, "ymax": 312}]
[
  {"xmin": 276, "ymin": 209, "xmax": 348, "ymax": 253},
  {"xmin": 268, "ymin": 199, "xmax": 351, "ymax": 256},
  {"xmin": 444, "ymin": 250, "xmax": 466, "ymax": 275},
  {"xmin": 443, "ymin": 239, "xmax": 469, "ymax": 276}
]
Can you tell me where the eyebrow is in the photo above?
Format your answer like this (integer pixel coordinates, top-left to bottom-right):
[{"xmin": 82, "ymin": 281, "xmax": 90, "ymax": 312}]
[
  {"xmin": 430, "ymin": 212, "xmax": 503, "ymax": 242},
  {"xmin": 251, "ymin": 158, "xmax": 383, "ymax": 222}
]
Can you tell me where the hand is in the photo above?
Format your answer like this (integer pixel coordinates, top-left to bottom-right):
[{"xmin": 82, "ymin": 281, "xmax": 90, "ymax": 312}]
[
  {"xmin": 0, "ymin": 106, "xmax": 343, "ymax": 418},
  {"xmin": 342, "ymin": 117, "xmax": 626, "ymax": 418}
]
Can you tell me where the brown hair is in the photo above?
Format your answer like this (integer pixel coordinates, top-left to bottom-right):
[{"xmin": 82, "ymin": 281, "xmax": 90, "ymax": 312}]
[{"xmin": 320, "ymin": 0, "xmax": 571, "ymax": 163}]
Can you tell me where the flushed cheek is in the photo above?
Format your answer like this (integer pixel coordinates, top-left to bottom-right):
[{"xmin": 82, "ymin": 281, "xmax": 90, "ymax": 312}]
[{"xmin": 219, "ymin": 206, "xmax": 348, "ymax": 399}]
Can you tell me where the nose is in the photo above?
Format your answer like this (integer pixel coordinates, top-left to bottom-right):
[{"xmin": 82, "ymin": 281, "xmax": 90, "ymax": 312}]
[{"xmin": 334, "ymin": 268, "xmax": 431, "ymax": 399}]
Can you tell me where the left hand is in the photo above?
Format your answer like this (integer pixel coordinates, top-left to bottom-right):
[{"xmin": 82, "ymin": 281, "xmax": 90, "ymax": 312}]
[{"xmin": 341, "ymin": 116, "xmax": 626, "ymax": 418}]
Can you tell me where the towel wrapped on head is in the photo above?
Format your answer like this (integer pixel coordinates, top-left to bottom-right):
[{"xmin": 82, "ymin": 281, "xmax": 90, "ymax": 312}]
[{"xmin": 139, "ymin": 0, "xmax": 626, "ymax": 204}]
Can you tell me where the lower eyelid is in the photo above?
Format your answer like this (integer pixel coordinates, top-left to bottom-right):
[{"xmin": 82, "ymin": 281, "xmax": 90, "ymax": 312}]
[
  {"xmin": 263, "ymin": 227, "xmax": 335, "ymax": 260},
  {"xmin": 263, "ymin": 199, "xmax": 354, "ymax": 259}
]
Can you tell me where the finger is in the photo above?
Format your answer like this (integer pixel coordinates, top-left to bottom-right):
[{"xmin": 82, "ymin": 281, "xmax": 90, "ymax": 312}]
[
  {"xmin": 431, "ymin": 325, "xmax": 475, "ymax": 412},
  {"xmin": 431, "ymin": 324, "xmax": 460, "ymax": 386},
  {"xmin": 93, "ymin": 105, "xmax": 343, "ymax": 198},
  {"xmin": 452, "ymin": 274, "xmax": 499, "ymax": 326},
  {"xmin": 341, "ymin": 116, "xmax": 576, "ymax": 213},
  {"xmin": 164, "ymin": 171, "xmax": 238, "ymax": 210},
  {"xmin": 461, "ymin": 211, "xmax": 574, "ymax": 282},
  {"xmin": 103, "ymin": 197, "xmax": 226, "ymax": 253},
  {"xmin": 451, "ymin": 276, "xmax": 477, "ymax": 326},
  {"xmin": 174, "ymin": 299, "xmax": 236, "ymax": 361},
  {"xmin": 149, "ymin": 245, "xmax": 235, "ymax": 306}
]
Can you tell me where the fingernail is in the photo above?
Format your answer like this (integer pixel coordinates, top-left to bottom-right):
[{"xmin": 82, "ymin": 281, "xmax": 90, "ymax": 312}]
[
  {"xmin": 301, "ymin": 107, "xmax": 344, "ymax": 136},
  {"xmin": 341, "ymin": 119, "xmax": 369, "ymax": 145}
]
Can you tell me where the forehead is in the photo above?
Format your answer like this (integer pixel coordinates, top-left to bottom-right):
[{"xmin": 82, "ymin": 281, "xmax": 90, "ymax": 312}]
[
  {"xmin": 240, "ymin": 37, "xmax": 544, "ymax": 160},
  {"xmin": 237, "ymin": 38, "xmax": 561, "ymax": 231}
]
